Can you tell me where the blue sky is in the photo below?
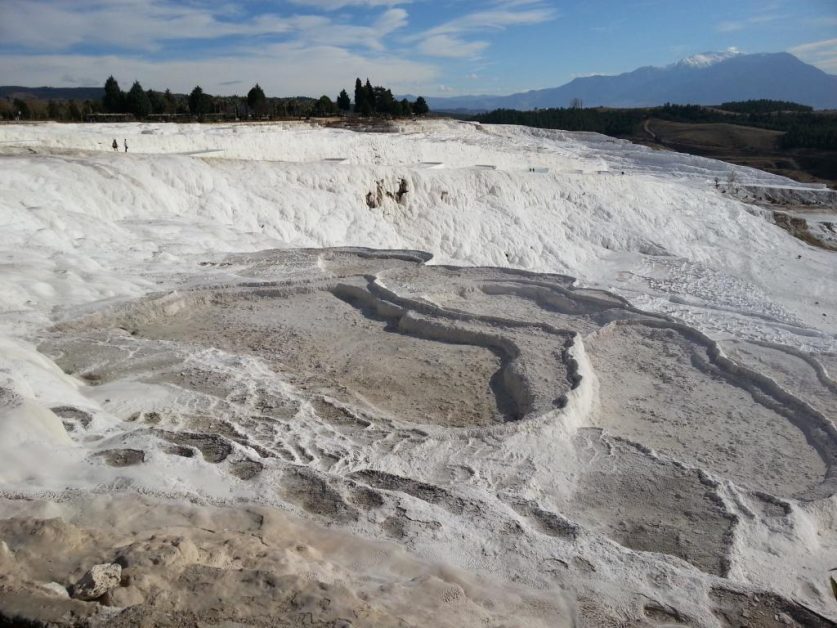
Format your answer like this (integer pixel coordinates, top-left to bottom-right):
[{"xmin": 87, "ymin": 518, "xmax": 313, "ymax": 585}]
[{"xmin": 0, "ymin": 0, "xmax": 835, "ymax": 97}]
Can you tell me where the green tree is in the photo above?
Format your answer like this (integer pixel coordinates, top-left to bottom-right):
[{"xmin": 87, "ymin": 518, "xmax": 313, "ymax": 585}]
[
  {"xmin": 314, "ymin": 95, "xmax": 336, "ymax": 116},
  {"xmin": 103, "ymin": 75, "xmax": 124, "ymax": 113},
  {"xmin": 189, "ymin": 85, "xmax": 204, "ymax": 115},
  {"xmin": 364, "ymin": 78, "xmax": 375, "ymax": 111},
  {"xmin": 373, "ymin": 86, "xmax": 396, "ymax": 115},
  {"xmin": 247, "ymin": 83, "xmax": 267, "ymax": 116},
  {"xmin": 125, "ymin": 81, "xmax": 151, "ymax": 118},
  {"xmin": 147, "ymin": 89, "xmax": 165, "ymax": 115},
  {"xmin": 189, "ymin": 85, "xmax": 213, "ymax": 116},
  {"xmin": 163, "ymin": 89, "xmax": 177, "ymax": 114},
  {"xmin": 413, "ymin": 96, "xmax": 429, "ymax": 115},
  {"xmin": 400, "ymin": 98, "xmax": 412, "ymax": 116},
  {"xmin": 13, "ymin": 98, "xmax": 30, "ymax": 119},
  {"xmin": 337, "ymin": 89, "xmax": 351, "ymax": 112},
  {"xmin": 354, "ymin": 78, "xmax": 365, "ymax": 113}
]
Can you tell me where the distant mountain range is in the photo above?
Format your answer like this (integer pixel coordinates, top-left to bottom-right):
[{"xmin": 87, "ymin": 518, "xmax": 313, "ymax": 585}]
[
  {"xmin": 409, "ymin": 52, "xmax": 837, "ymax": 112},
  {"xmin": 0, "ymin": 85, "xmax": 104, "ymax": 101}
]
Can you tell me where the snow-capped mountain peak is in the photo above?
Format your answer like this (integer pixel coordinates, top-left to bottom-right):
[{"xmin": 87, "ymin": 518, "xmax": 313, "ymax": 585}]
[{"xmin": 676, "ymin": 48, "xmax": 743, "ymax": 68}]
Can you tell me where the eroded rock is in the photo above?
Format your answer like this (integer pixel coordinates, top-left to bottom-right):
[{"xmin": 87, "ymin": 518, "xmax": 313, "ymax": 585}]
[
  {"xmin": 93, "ymin": 448, "xmax": 146, "ymax": 467},
  {"xmin": 70, "ymin": 562, "xmax": 122, "ymax": 601}
]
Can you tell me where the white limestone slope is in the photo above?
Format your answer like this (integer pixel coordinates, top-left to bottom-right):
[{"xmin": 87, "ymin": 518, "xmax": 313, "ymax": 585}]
[
  {"xmin": 0, "ymin": 120, "xmax": 834, "ymax": 627},
  {"xmin": 1, "ymin": 120, "xmax": 833, "ymax": 347}
]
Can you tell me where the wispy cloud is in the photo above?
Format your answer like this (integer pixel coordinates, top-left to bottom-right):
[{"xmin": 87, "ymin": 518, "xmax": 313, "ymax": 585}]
[
  {"xmin": 275, "ymin": 8, "xmax": 408, "ymax": 51},
  {"xmin": 716, "ymin": 13, "xmax": 783, "ymax": 33},
  {"xmin": 0, "ymin": 0, "xmax": 292, "ymax": 51},
  {"xmin": 0, "ymin": 0, "xmax": 411, "ymax": 53},
  {"xmin": 408, "ymin": 0, "xmax": 556, "ymax": 59},
  {"xmin": 417, "ymin": 35, "xmax": 489, "ymax": 58},
  {"xmin": 789, "ymin": 37, "xmax": 837, "ymax": 73},
  {"xmin": 0, "ymin": 47, "xmax": 437, "ymax": 96},
  {"xmin": 417, "ymin": 5, "xmax": 555, "ymax": 39}
]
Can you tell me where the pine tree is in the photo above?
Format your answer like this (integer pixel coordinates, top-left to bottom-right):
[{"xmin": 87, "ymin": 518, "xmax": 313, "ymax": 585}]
[
  {"xmin": 189, "ymin": 85, "xmax": 213, "ymax": 116},
  {"xmin": 146, "ymin": 89, "xmax": 165, "ymax": 115},
  {"xmin": 103, "ymin": 75, "xmax": 124, "ymax": 113},
  {"xmin": 247, "ymin": 83, "xmax": 267, "ymax": 116},
  {"xmin": 354, "ymin": 78, "xmax": 365, "ymax": 113},
  {"xmin": 125, "ymin": 81, "xmax": 151, "ymax": 118},
  {"xmin": 189, "ymin": 86, "xmax": 203, "ymax": 115},
  {"xmin": 337, "ymin": 89, "xmax": 351, "ymax": 112},
  {"xmin": 13, "ymin": 98, "xmax": 30, "ymax": 119},
  {"xmin": 413, "ymin": 96, "xmax": 429, "ymax": 115},
  {"xmin": 364, "ymin": 78, "xmax": 375, "ymax": 111},
  {"xmin": 163, "ymin": 89, "xmax": 176, "ymax": 114}
]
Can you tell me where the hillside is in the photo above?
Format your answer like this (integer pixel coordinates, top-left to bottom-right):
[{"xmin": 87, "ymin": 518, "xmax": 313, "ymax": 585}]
[
  {"xmin": 0, "ymin": 85, "xmax": 104, "ymax": 101},
  {"xmin": 636, "ymin": 118, "xmax": 837, "ymax": 187}
]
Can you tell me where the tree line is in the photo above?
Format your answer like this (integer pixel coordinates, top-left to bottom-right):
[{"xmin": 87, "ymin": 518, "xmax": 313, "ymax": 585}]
[
  {"xmin": 345, "ymin": 78, "xmax": 428, "ymax": 117},
  {"xmin": 654, "ymin": 102, "xmax": 837, "ymax": 149},
  {"xmin": 99, "ymin": 76, "xmax": 429, "ymax": 120},
  {"xmin": 717, "ymin": 99, "xmax": 813, "ymax": 114},
  {"xmin": 243, "ymin": 78, "xmax": 428, "ymax": 119},
  {"xmin": 1, "ymin": 76, "xmax": 429, "ymax": 121},
  {"xmin": 0, "ymin": 96, "xmax": 92, "ymax": 121},
  {"xmin": 472, "ymin": 100, "xmax": 837, "ymax": 150},
  {"xmin": 100, "ymin": 76, "xmax": 326, "ymax": 119},
  {"xmin": 472, "ymin": 107, "xmax": 643, "ymax": 136}
]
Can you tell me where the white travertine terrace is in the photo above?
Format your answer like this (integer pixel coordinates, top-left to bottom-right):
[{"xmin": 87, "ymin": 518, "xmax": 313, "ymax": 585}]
[{"xmin": 0, "ymin": 120, "xmax": 834, "ymax": 627}]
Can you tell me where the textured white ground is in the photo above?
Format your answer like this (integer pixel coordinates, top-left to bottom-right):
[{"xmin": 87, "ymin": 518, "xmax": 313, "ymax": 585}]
[{"xmin": 0, "ymin": 120, "xmax": 835, "ymax": 627}]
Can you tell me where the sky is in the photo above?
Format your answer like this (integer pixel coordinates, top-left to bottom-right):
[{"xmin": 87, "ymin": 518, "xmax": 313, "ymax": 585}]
[{"xmin": 0, "ymin": 0, "xmax": 835, "ymax": 97}]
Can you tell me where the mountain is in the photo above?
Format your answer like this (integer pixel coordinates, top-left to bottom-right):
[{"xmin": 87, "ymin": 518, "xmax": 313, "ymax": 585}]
[
  {"xmin": 422, "ymin": 52, "xmax": 837, "ymax": 112},
  {"xmin": 0, "ymin": 85, "xmax": 104, "ymax": 100}
]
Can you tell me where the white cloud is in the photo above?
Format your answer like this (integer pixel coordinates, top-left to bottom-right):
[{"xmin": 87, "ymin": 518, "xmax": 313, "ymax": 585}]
[
  {"xmin": 0, "ymin": 0, "xmax": 408, "ymax": 52},
  {"xmin": 416, "ymin": 6, "xmax": 555, "ymax": 39},
  {"xmin": 715, "ymin": 13, "xmax": 782, "ymax": 33},
  {"xmin": 789, "ymin": 38, "xmax": 837, "ymax": 73},
  {"xmin": 0, "ymin": 47, "xmax": 438, "ymax": 96},
  {"xmin": 417, "ymin": 35, "xmax": 488, "ymax": 58},
  {"xmin": 790, "ymin": 37, "xmax": 837, "ymax": 55},
  {"xmin": 409, "ymin": 2, "xmax": 555, "ymax": 60},
  {"xmin": 275, "ymin": 8, "xmax": 408, "ymax": 51},
  {"xmin": 0, "ymin": 0, "xmax": 292, "ymax": 51}
]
